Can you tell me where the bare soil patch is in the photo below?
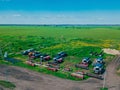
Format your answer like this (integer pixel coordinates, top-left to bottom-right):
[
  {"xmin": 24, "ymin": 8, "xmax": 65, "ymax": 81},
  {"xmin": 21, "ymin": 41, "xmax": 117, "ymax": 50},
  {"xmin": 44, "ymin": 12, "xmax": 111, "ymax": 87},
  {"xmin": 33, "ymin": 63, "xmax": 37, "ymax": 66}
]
[{"xmin": 103, "ymin": 48, "xmax": 120, "ymax": 55}]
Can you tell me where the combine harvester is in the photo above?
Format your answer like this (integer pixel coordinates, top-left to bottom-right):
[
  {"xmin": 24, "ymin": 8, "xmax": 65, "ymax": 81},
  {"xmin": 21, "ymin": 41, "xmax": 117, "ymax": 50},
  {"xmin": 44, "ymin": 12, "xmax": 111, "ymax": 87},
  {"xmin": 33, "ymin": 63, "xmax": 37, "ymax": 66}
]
[
  {"xmin": 93, "ymin": 63, "xmax": 104, "ymax": 74},
  {"xmin": 84, "ymin": 58, "xmax": 104, "ymax": 80},
  {"xmin": 53, "ymin": 51, "xmax": 67, "ymax": 63},
  {"xmin": 75, "ymin": 57, "xmax": 90, "ymax": 70}
]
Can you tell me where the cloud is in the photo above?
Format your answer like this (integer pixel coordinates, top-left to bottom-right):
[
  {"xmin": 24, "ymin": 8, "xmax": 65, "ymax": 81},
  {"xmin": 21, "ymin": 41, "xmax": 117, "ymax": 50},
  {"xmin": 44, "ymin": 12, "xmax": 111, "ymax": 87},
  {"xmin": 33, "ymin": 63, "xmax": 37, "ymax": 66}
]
[
  {"xmin": 97, "ymin": 17, "xmax": 104, "ymax": 20},
  {"xmin": 12, "ymin": 14, "xmax": 21, "ymax": 17}
]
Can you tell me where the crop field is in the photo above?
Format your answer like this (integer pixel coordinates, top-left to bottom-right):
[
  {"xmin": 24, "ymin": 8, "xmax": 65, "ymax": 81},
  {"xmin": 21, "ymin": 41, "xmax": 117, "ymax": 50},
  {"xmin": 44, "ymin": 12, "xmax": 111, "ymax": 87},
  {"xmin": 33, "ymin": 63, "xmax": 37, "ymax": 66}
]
[{"xmin": 0, "ymin": 26, "xmax": 120, "ymax": 80}]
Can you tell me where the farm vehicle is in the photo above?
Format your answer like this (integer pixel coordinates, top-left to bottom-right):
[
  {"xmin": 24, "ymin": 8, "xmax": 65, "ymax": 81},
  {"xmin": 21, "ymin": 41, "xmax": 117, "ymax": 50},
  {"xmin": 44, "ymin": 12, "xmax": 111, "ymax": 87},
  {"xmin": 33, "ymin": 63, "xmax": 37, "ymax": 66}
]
[
  {"xmin": 26, "ymin": 60, "xmax": 36, "ymax": 67},
  {"xmin": 22, "ymin": 48, "xmax": 34, "ymax": 55},
  {"xmin": 75, "ymin": 57, "xmax": 90, "ymax": 70},
  {"xmin": 22, "ymin": 49, "xmax": 51, "ymax": 60},
  {"xmin": 47, "ymin": 63, "xmax": 59, "ymax": 72},
  {"xmin": 53, "ymin": 51, "xmax": 67, "ymax": 63},
  {"xmin": 29, "ymin": 52, "xmax": 50, "ymax": 60},
  {"xmin": 64, "ymin": 67, "xmax": 72, "ymax": 72},
  {"xmin": 47, "ymin": 67, "xmax": 58, "ymax": 72},
  {"xmin": 40, "ymin": 54, "xmax": 51, "ymax": 61},
  {"xmin": 58, "ymin": 51, "xmax": 67, "ymax": 57},
  {"xmin": 71, "ymin": 71, "xmax": 104, "ymax": 80},
  {"xmin": 85, "ymin": 73, "xmax": 103, "ymax": 80},
  {"xmin": 71, "ymin": 71, "xmax": 84, "ymax": 79},
  {"xmin": 93, "ymin": 63, "xmax": 104, "ymax": 74},
  {"xmin": 95, "ymin": 57, "xmax": 104, "ymax": 64},
  {"xmin": 53, "ymin": 55, "xmax": 64, "ymax": 63}
]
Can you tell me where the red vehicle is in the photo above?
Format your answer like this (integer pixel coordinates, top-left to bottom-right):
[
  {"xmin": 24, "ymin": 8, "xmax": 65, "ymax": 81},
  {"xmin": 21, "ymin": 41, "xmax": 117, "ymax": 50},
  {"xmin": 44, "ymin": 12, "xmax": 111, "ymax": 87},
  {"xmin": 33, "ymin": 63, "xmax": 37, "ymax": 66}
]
[
  {"xmin": 71, "ymin": 72, "xmax": 84, "ymax": 79},
  {"xmin": 43, "ymin": 55, "xmax": 50, "ymax": 60},
  {"xmin": 53, "ymin": 56, "xmax": 63, "ymax": 63},
  {"xmin": 75, "ymin": 62, "xmax": 89, "ymax": 70},
  {"xmin": 40, "ymin": 54, "xmax": 51, "ymax": 61},
  {"xmin": 75, "ymin": 57, "xmax": 90, "ymax": 70},
  {"xmin": 26, "ymin": 60, "xmax": 35, "ymax": 67},
  {"xmin": 47, "ymin": 67, "xmax": 58, "ymax": 72},
  {"xmin": 80, "ymin": 62, "xmax": 89, "ymax": 67}
]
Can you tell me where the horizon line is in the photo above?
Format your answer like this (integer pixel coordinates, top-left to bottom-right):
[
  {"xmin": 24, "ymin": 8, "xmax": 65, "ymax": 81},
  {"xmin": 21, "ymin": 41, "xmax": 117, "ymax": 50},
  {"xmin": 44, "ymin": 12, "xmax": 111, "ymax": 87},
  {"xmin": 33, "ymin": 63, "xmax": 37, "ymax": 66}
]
[{"xmin": 0, "ymin": 24, "xmax": 120, "ymax": 26}]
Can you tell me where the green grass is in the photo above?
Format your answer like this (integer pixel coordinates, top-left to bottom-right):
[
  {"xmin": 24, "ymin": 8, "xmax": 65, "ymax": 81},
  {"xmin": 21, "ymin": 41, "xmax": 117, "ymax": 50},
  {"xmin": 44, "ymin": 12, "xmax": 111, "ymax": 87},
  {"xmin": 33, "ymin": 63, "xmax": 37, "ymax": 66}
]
[
  {"xmin": 0, "ymin": 25, "xmax": 119, "ymax": 80},
  {"xmin": 0, "ymin": 26, "xmax": 120, "ymax": 40},
  {"xmin": 0, "ymin": 80, "xmax": 16, "ymax": 89}
]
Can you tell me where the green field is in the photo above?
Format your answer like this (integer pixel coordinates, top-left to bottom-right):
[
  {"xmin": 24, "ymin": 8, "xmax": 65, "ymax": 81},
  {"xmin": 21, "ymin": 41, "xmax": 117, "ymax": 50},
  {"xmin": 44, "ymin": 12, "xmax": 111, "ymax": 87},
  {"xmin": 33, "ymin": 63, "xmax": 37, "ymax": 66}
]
[{"xmin": 0, "ymin": 26, "xmax": 120, "ymax": 80}]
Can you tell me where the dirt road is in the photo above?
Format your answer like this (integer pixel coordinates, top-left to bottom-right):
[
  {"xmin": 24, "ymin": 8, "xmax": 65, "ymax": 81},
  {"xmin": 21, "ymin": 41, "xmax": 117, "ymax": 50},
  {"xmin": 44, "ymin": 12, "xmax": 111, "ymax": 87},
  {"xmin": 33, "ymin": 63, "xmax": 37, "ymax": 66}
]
[
  {"xmin": 106, "ymin": 55, "xmax": 120, "ymax": 90},
  {"xmin": 0, "ymin": 65, "xmax": 103, "ymax": 90}
]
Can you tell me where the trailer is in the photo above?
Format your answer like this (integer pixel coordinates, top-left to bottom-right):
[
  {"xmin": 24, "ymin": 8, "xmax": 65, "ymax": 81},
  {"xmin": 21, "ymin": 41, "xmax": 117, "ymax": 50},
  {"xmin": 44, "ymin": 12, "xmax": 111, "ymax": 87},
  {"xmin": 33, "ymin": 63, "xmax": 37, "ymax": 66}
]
[
  {"xmin": 48, "ymin": 61, "xmax": 58, "ymax": 65},
  {"xmin": 47, "ymin": 63, "xmax": 60, "ymax": 69},
  {"xmin": 75, "ymin": 63, "xmax": 89, "ymax": 70},
  {"xmin": 85, "ymin": 73, "xmax": 104, "ymax": 80},
  {"xmin": 47, "ymin": 67, "xmax": 58, "ymax": 72},
  {"xmin": 26, "ymin": 60, "xmax": 35, "ymax": 67},
  {"xmin": 71, "ymin": 72, "xmax": 84, "ymax": 79}
]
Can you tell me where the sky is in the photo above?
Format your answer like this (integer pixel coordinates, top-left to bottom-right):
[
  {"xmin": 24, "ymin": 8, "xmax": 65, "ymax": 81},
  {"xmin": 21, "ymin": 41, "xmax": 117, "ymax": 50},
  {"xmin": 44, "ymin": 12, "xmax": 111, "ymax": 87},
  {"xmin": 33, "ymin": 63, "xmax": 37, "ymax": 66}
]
[{"xmin": 0, "ymin": 0, "xmax": 120, "ymax": 24}]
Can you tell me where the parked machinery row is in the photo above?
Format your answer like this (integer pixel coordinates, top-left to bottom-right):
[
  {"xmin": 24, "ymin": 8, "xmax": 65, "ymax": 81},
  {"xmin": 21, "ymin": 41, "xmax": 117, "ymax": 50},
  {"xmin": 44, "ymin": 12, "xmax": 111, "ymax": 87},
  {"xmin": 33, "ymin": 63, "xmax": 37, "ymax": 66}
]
[
  {"xmin": 75, "ymin": 51, "xmax": 105, "ymax": 74},
  {"xmin": 22, "ymin": 49, "xmax": 67, "ymax": 69}
]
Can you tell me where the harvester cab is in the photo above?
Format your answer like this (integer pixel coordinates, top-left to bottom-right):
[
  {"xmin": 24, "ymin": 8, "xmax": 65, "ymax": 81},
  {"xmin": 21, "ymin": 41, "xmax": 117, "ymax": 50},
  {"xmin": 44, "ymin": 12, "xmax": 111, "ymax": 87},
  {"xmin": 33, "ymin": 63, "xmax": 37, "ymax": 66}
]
[
  {"xmin": 53, "ymin": 55, "xmax": 63, "ymax": 63},
  {"xmin": 58, "ymin": 51, "xmax": 67, "ymax": 57},
  {"xmin": 82, "ymin": 57, "xmax": 90, "ymax": 64},
  {"xmin": 22, "ymin": 48, "xmax": 34, "ymax": 55},
  {"xmin": 40, "ymin": 54, "xmax": 50, "ymax": 61},
  {"xmin": 33, "ymin": 51, "xmax": 41, "ymax": 58},
  {"xmin": 93, "ymin": 63, "xmax": 104, "ymax": 74},
  {"xmin": 96, "ymin": 57, "xmax": 103, "ymax": 64}
]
